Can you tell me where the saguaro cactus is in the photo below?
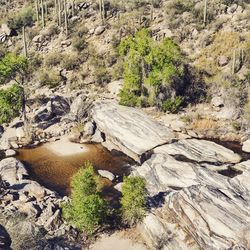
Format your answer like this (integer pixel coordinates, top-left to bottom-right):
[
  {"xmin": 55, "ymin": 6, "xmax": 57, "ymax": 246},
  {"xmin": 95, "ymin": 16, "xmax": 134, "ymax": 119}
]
[
  {"xmin": 22, "ymin": 26, "xmax": 28, "ymax": 57},
  {"xmin": 41, "ymin": 0, "xmax": 45, "ymax": 28},
  {"xmin": 58, "ymin": 0, "xmax": 62, "ymax": 26},
  {"xmin": 64, "ymin": 0, "xmax": 68, "ymax": 35},
  {"xmin": 150, "ymin": 0, "xmax": 154, "ymax": 21},
  {"xmin": 99, "ymin": 0, "xmax": 105, "ymax": 24},
  {"xmin": 35, "ymin": 0, "xmax": 39, "ymax": 25},
  {"xmin": 203, "ymin": 0, "xmax": 207, "ymax": 26}
]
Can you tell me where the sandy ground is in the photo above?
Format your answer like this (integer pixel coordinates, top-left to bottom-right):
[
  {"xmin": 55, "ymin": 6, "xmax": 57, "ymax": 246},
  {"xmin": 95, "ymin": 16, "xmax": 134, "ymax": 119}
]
[
  {"xmin": 89, "ymin": 233, "xmax": 149, "ymax": 250},
  {"xmin": 44, "ymin": 137, "xmax": 89, "ymax": 156}
]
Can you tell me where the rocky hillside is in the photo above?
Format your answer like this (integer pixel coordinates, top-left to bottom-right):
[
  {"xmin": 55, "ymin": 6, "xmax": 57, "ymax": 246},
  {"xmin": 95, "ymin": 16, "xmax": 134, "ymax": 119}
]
[{"xmin": 0, "ymin": 0, "xmax": 250, "ymax": 249}]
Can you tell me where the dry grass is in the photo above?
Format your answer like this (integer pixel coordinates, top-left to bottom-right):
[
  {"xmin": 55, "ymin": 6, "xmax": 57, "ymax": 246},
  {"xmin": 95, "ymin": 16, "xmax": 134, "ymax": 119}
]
[
  {"xmin": 191, "ymin": 118, "xmax": 219, "ymax": 130},
  {"xmin": 195, "ymin": 31, "xmax": 250, "ymax": 76}
]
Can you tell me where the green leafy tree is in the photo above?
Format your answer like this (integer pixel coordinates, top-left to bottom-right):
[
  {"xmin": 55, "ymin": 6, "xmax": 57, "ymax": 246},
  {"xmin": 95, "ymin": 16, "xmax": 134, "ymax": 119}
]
[
  {"xmin": 118, "ymin": 29, "xmax": 184, "ymax": 110},
  {"xmin": 121, "ymin": 176, "xmax": 147, "ymax": 226},
  {"xmin": 0, "ymin": 53, "xmax": 29, "ymax": 124},
  {"xmin": 0, "ymin": 84, "xmax": 22, "ymax": 124},
  {"xmin": 62, "ymin": 162, "xmax": 107, "ymax": 234}
]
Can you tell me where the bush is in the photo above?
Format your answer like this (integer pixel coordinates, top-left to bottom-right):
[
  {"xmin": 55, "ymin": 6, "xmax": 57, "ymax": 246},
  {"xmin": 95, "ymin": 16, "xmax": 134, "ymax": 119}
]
[
  {"xmin": 121, "ymin": 176, "xmax": 147, "ymax": 226},
  {"xmin": 0, "ymin": 84, "xmax": 22, "ymax": 124},
  {"xmin": 62, "ymin": 162, "xmax": 107, "ymax": 234},
  {"xmin": 38, "ymin": 70, "xmax": 61, "ymax": 88},
  {"xmin": 61, "ymin": 54, "xmax": 80, "ymax": 70},
  {"xmin": 7, "ymin": 5, "xmax": 35, "ymax": 30},
  {"xmin": 162, "ymin": 96, "xmax": 184, "ymax": 113},
  {"xmin": 118, "ymin": 29, "xmax": 184, "ymax": 108},
  {"xmin": 45, "ymin": 52, "xmax": 62, "ymax": 67},
  {"xmin": 72, "ymin": 37, "xmax": 87, "ymax": 52}
]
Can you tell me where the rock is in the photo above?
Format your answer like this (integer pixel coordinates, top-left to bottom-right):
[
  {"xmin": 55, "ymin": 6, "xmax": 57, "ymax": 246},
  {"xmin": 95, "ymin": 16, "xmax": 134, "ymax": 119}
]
[
  {"xmin": 34, "ymin": 96, "xmax": 70, "ymax": 128},
  {"xmin": 61, "ymin": 40, "xmax": 71, "ymax": 47},
  {"xmin": 44, "ymin": 209, "xmax": 61, "ymax": 231},
  {"xmin": 211, "ymin": 96, "xmax": 224, "ymax": 107},
  {"xmin": 98, "ymin": 170, "xmax": 115, "ymax": 181},
  {"xmin": 16, "ymin": 127, "xmax": 25, "ymax": 139},
  {"xmin": 84, "ymin": 122, "xmax": 95, "ymax": 136},
  {"xmin": 107, "ymin": 80, "xmax": 124, "ymax": 98},
  {"xmin": 0, "ymin": 158, "xmax": 28, "ymax": 186},
  {"xmin": 95, "ymin": 26, "xmax": 105, "ymax": 35},
  {"xmin": 91, "ymin": 100, "xmax": 175, "ymax": 162},
  {"xmin": 23, "ymin": 182, "xmax": 46, "ymax": 199},
  {"xmin": 4, "ymin": 149, "xmax": 16, "ymax": 157},
  {"xmin": 170, "ymin": 120, "xmax": 186, "ymax": 132},
  {"xmin": 0, "ymin": 125, "xmax": 4, "ymax": 135},
  {"xmin": 0, "ymin": 225, "xmax": 11, "ymax": 249},
  {"xmin": 217, "ymin": 55, "xmax": 229, "ymax": 67},
  {"xmin": 154, "ymin": 139, "xmax": 241, "ymax": 164},
  {"xmin": 242, "ymin": 139, "xmax": 250, "ymax": 153},
  {"xmin": 0, "ymin": 33, "xmax": 6, "ymax": 43},
  {"xmin": 1, "ymin": 23, "xmax": 11, "ymax": 36},
  {"xmin": 114, "ymin": 182, "xmax": 123, "ymax": 192},
  {"xmin": 33, "ymin": 34, "xmax": 43, "ymax": 43},
  {"xmin": 227, "ymin": 4, "xmax": 238, "ymax": 14},
  {"xmin": 135, "ymin": 153, "xmax": 250, "ymax": 249},
  {"xmin": 132, "ymin": 154, "xmax": 199, "ymax": 195},
  {"xmin": 91, "ymin": 129, "xmax": 104, "ymax": 143},
  {"xmin": 70, "ymin": 94, "xmax": 92, "ymax": 119}
]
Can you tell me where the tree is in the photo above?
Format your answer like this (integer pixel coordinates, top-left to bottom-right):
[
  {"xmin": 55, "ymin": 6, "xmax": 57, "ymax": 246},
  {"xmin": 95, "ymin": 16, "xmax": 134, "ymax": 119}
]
[
  {"xmin": 0, "ymin": 53, "xmax": 29, "ymax": 124},
  {"xmin": 121, "ymin": 176, "xmax": 147, "ymax": 226},
  {"xmin": 0, "ymin": 84, "xmax": 23, "ymax": 124},
  {"xmin": 62, "ymin": 161, "xmax": 107, "ymax": 234},
  {"xmin": 118, "ymin": 29, "xmax": 184, "ymax": 110}
]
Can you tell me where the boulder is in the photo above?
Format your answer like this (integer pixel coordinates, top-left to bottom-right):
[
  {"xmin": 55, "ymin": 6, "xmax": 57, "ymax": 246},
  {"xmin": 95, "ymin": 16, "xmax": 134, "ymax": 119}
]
[
  {"xmin": 23, "ymin": 182, "xmax": 46, "ymax": 199},
  {"xmin": 34, "ymin": 96, "xmax": 70, "ymax": 128},
  {"xmin": 98, "ymin": 170, "xmax": 115, "ymax": 181},
  {"xmin": 0, "ymin": 225, "xmax": 11, "ymax": 249},
  {"xmin": 16, "ymin": 127, "xmax": 25, "ymax": 139},
  {"xmin": 91, "ymin": 100, "xmax": 175, "ymax": 162},
  {"xmin": 91, "ymin": 129, "xmax": 104, "ymax": 143},
  {"xmin": 154, "ymin": 139, "xmax": 241, "ymax": 164},
  {"xmin": 4, "ymin": 149, "xmax": 16, "ymax": 158},
  {"xmin": 0, "ymin": 158, "xmax": 28, "ymax": 186},
  {"xmin": 84, "ymin": 122, "xmax": 95, "ymax": 136},
  {"xmin": 242, "ymin": 139, "xmax": 250, "ymax": 153},
  {"xmin": 1, "ymin": 23, "xmax": 11, "ymax": 36},
  {"xmin": 107, "ymin": 80, "xmax": 124, "ymax": 98},
  {"xmin": 94, "ymin": 26, "xmax": 105, "ymax": 35},
  {"xmin": 70, "ymin": 94, "xmax": 92, "ymax": 120}
]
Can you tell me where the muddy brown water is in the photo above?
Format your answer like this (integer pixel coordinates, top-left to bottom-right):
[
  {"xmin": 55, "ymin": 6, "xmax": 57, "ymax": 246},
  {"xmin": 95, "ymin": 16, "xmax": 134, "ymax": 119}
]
[{"xmin": 16, "ymin": 143, "xmax": 134, "ymax": 201}]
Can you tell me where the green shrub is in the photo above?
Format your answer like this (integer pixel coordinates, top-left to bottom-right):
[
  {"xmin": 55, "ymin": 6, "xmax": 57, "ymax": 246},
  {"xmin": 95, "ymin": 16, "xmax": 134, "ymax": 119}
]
[
  {"xmin": 118, "ymin": 29, "xmax": 184, "ymax": 108},
  {"xmin": 121, "ymin": 176, "xmax": 147, "ymax": 226},
  {"xmin": 62, "ymin": 162, "xmax": 107, "ymax": 234},
  {"xmin": 162, "ymin": 96, "xmax": 184, "ymax": 113},
  {"xmin": 7, "ymin": 5, "xmax": 35, "ymax": 30},
  {"xmin": 0, "ymin": 84, "xmax": 22, "ymax": 124}
]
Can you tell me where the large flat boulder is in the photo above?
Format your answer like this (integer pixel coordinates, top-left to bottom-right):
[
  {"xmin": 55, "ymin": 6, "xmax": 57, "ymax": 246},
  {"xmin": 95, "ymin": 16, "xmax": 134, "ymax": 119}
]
[
  {"xmin": 134, "ymin": 152, "xmax": 250, "ymax": 249},
  {"xmin": 154, "ymin": 139, "xmax": 241, "ymax": 164},
  {"xmin": 91, "ymin": 101, "xmax": 175, "ymax": 162}
]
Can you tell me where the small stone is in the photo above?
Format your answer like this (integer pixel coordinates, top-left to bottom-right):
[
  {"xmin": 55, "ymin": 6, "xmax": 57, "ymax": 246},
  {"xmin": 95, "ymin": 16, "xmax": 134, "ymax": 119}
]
[
  {"xmin": 94, "ymin": 26, "xmax": 105, "ymax": 35},
  {"xmin": 5, "ymin": 149, "xmax": 16, "ymax": 157},
  {"xmin": 242, "ymin": 139, "xmax": 250, "ymax": 153},
  {"xmin": 98, "ymin": 170, "xmax": 115, "ymax": 181},
  {"xmin": 217, "ymin": 56, "xmax": 229, "ymax": 67},
  {"xmin": 211, "ymin": 96, "xmax": 224, "ymax": 108}
]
